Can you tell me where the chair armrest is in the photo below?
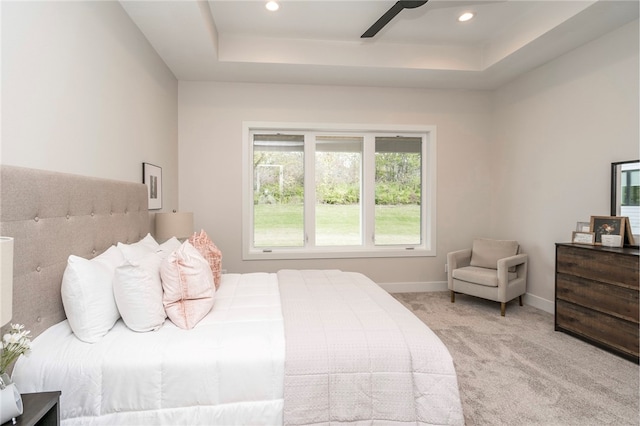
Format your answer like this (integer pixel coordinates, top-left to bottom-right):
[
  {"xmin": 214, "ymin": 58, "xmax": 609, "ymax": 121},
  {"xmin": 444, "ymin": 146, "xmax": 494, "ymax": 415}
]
[
  {"xmin": 497, "ymin": 253, "xmax": 527, "ymax": 270},
  {"xmin": 447, "ymin": 248, "xmax": 472, "ymax": 271},
  {"xmin": 447, "ymin": 248, "xmax": 472, "ymax": 290},
  {"xmin": 497, "ymin": 253, "xmax": 528, "ymax": 285}
]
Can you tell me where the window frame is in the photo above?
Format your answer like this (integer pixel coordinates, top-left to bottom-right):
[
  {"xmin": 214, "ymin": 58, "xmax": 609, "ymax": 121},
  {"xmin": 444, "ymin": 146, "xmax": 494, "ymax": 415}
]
[{"xmin": 242, "ymin": 122, "xmax": 437, "ymax": 260}]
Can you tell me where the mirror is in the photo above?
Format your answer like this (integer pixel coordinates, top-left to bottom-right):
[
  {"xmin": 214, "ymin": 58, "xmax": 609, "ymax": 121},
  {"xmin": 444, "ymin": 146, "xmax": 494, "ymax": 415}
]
[{"xmin": 611, "ymin": 160, "xmax": 640, "ymax": 246}]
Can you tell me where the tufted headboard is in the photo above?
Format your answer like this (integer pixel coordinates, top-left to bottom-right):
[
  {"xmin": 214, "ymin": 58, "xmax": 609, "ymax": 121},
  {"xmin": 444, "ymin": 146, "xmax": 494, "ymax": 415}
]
[{"xmin": 0, "ymin": 166, "xmax": 150, "ymax": 338}]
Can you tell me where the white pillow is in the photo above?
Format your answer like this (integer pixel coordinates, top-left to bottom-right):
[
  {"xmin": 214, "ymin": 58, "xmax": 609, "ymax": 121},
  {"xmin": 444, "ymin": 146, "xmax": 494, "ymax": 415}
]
[
  {"xmin": 156, "ymin": 237, "xmax": 181, "ymax": 259},
  {"xmin": 113, "ymin": 253, "xmax": 166, "ymax": 332},
  {"xmin": 117, "ymin": 233, "xmax": 159, "ymax": 262},
  {"xmin": 61, "ymin": 245, "xmax": 124, "ymax": 343},
  {"xmin": 161, "ymin": 241, "xmax": 215, "ymax": 330}
]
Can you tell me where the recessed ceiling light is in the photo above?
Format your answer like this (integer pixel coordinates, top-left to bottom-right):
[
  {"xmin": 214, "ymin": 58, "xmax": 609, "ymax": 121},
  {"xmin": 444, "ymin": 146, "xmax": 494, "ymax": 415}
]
[
  {"xmin": 458, "ymin": 12, "xmax": 474, "ymax": 22},
  {"xmin": 266, "ymin": 1, "xmax": 279, "ymax": 12}
]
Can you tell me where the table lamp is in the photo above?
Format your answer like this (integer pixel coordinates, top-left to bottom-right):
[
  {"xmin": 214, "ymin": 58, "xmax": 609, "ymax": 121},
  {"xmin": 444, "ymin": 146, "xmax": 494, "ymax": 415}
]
[
  {"xmin": 0, "ymin": 236, "xmax": 23, "ymax": 425},
  {"xmin": 155, "ymin": 211, "xmax": 194, "ymax": 241}
]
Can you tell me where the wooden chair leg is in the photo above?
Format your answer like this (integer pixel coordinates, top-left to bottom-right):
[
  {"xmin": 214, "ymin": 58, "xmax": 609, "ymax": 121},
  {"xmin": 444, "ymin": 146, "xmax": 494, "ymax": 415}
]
[
  {"xmin": 450, "ymin": 290, "xmax": 455, "ymax": 303},
  {"xmin": 519, "ymin": 295, "xmax": 523, "ymax": 306},
  {"xmin": 500, "ymin": 302, "xmax": 506, "ymax": 316}
]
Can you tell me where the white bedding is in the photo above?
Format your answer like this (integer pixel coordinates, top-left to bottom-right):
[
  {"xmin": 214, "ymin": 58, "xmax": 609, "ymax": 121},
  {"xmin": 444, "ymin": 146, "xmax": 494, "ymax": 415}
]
[
  {"xmin": 12, "ymin": 272, "xmax": 285, "ymax": 425},
  {"xmin": 279, "ymin": 270, "xmax": 464, "ymax": 425},
  {"xmin": 13, "ymin": 270, "xmax": 463, "ymax": 425}
]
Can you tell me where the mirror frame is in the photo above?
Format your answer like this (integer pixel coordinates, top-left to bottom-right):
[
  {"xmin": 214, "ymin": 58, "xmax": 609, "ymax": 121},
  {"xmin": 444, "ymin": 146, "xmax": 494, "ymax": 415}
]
[{"xmin": 611, "ymin": 159, "xmax": 640, "ymax": 248}]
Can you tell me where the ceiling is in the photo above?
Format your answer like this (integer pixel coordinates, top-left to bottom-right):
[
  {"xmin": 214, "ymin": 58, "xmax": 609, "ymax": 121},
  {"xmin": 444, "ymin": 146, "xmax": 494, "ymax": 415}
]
[{"xmin": 119, "ymin": 0, "xmax": 639, "ymax": 90}]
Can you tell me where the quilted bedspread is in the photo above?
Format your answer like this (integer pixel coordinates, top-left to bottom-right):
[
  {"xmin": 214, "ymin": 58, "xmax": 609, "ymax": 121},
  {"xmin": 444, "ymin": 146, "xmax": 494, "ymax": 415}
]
[
  {"xmin": 278, "ymin": 269, "xmax": 464, "ymax": 426},
  {"xmin": 12, "ymin": 273, "xmax": 286, "ymax": 426}
]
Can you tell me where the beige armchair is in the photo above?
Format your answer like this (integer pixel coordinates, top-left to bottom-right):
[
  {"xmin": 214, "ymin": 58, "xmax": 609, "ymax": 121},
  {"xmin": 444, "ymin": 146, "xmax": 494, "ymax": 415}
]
[{"xmin": 447, "ymin": 238, "xmax": 528, "ymax": 316}]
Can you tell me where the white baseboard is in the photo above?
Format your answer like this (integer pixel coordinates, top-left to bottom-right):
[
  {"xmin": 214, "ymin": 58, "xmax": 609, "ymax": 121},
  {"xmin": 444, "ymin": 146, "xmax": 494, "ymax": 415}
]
[
  {"xmin": 378, "ymin": 281, "xmax": 448, "ymax": 293},
  {"xmin": 523, "ymin": 292, "xmax": 554, "ymax": 314},
  {"xmin": 379, "ymin": 281, "xmax": 555, "ymax": 315}
]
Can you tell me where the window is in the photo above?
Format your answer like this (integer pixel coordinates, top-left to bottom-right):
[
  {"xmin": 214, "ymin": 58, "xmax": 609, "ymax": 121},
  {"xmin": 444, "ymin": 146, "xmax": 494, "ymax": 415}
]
[
  {"xmin": 243, "ymin": 123, "xmax": 436, "ymax": 259},
  {"xmin": 621, "ymin": 169, "xmax": 639, "ymax": 207}
]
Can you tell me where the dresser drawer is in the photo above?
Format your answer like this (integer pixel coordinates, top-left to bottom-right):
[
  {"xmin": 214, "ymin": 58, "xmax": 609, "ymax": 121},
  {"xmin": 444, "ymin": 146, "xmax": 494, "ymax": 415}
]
[
  {"xmin": 556, "ymin": 245, "xmax": 639, "ymax": 288},
  {"xmin": 556, "ymin": 273, "xmax": 639, "ymax": 323},
  {"xmin": 556, "ymin": 300, "xmax": 639, "ymax": 359}
]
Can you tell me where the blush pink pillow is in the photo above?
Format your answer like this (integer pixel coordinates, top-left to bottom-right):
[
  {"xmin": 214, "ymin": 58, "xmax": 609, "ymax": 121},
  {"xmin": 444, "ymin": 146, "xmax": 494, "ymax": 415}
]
[
  {"xmin": 188, "ymin": 229, "xmax": 222, "ymax": 289},
  {"xmin": 160, "ymin": 241, "xmax": 215, "ymax": 329}
]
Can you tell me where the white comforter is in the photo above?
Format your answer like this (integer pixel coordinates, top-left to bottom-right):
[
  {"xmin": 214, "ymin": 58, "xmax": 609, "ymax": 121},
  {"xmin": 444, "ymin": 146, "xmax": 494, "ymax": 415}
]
[
  {"xmin": 279, "ymin": 270, "xmax": 464, "ymax": 425},
  {"xmin": 13, "ymin": 270, "xmax": 463, "ymax": 425},
  {"xmin": 13, "ymin": 273, "xmax": 285, "ymax": 425}
]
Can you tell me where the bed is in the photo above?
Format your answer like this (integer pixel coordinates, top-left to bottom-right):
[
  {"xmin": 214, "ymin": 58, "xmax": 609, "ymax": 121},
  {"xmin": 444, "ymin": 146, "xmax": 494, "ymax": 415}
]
[{"xmin": 0, "ymin": 165, "xmax": 464, "ymax": 425}]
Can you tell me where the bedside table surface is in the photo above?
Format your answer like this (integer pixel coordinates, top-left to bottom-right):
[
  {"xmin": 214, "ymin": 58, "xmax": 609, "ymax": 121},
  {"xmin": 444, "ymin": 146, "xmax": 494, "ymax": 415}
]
[{"xmin": 2, "ymin": 392, "xmax": 61, "ymax": 426}]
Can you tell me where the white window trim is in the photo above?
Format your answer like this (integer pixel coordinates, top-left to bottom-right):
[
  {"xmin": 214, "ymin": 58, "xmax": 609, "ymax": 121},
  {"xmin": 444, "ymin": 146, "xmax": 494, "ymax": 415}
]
[{"xmin": 242, "ymin": 122, "xmax": 437, "ymax": 260}]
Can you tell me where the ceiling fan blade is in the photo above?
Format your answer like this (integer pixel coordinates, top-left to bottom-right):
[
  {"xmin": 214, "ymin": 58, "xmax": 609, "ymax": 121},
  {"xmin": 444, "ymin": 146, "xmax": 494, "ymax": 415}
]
[
  {"xmin": 361, "ymin": 1, "xmax": 429, "ymax": 38},
  {"xmin": 361, "ymin": 2, "xmax": 406, "ymax": 38},
  {"xmin": 399, "ymin": 1, "xmax": 429, "ymax": 9}
]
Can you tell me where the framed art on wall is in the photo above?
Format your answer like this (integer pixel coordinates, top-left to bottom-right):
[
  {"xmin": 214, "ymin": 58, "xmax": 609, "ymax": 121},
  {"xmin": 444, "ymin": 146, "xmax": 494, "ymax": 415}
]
[{"xmin": 143, "ymin": 162, "xmax": 162, "ymax": 210}]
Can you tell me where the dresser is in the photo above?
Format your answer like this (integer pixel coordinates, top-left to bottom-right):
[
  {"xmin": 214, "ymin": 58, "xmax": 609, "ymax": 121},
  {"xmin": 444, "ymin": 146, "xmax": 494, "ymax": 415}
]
[{"xmin": 555, "ymin": 243, "xmax": 639, "ymax": 363}]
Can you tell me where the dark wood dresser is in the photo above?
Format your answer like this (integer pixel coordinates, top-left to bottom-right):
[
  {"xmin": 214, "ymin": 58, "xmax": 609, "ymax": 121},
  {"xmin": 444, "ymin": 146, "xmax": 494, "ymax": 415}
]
[{"xmin": 555, "ymin": 243, "xmax": 639, "ymax": 363}]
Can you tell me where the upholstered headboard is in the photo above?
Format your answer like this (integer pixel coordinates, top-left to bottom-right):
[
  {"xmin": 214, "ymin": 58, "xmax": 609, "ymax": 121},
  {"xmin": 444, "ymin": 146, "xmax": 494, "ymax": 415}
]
[{"xmin": 0, "ymin": 166, "xmax": 150, "ymax": 338}]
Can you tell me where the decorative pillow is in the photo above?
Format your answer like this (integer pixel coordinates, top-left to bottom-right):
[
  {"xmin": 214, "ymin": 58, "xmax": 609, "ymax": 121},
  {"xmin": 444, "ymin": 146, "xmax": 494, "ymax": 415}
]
[
  {"xmin": 61, "ymin": 245, "xmax": 124, "ymax": 343},
  {"xmin": 113, "ymin": 253, "xmax": 166, "ymax": 332},
  {"xmin": 470, "ymin": 238, "xmax": 519, "ymax": 270},
  {"xmin": 188, "ymin": 229, "xmax": 222, "ymax": 289},
  {"xmin": 156, "ymin": 236, "xmax": 181, "ymax": 259},
  {"xmin": 160, "ymin": 241, "xmax": 215, "ymax": 330},
  {"xmin": 117, "ymin": 233, "xmax": 159, "ymax": 262}
]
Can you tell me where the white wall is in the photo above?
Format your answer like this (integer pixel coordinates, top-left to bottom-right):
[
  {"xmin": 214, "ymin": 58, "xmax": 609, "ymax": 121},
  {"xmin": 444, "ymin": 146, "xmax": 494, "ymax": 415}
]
[
  {"xmin": 1, "ymin": 1, "xmax": 179, "ymax": 210},
  {"xmin": 491, "ymin": 20, "xmax": 639, "ymax": 310},
  {"xmin": 179, "ymin": 20, "xmax": 639, "ymax": 307},
  {"xmin": 2, "ymin": 0, "xmax": 635, "ymax": 309},
  {"xmin": 178, "ymin": 82, "xmax": 494, "ymax": 287}
]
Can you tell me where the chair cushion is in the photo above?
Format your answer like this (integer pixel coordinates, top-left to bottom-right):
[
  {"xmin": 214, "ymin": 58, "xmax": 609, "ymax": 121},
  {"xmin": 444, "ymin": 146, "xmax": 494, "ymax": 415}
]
[
  {"xmin": 470, "ymin": 238, "xmax": 519, "ymax": 270},
  {"xmin": 452, "ymin": 266, "xmax": 517, "ymax": 287}
]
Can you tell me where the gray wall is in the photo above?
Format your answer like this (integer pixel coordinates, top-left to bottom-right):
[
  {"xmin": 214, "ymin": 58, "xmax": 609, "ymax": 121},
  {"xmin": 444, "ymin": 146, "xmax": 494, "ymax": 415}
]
[
  {"xmin": 1, "ymin": 1, "xmax": 179, "ymax": 212},
  {"xmin": 2, "ymin": 1, "xmax": 637, "ymax": 312},
  {"xmin": 178, "ymin": 82, "xmax": 492, "ymax": 289},
  {"xmin": 491, "ymin": 20, "xmax": 639, "ymax": 307},
  {"xmin": 178, "ymin": 20, "xmax": 639, "ymax": 312}
]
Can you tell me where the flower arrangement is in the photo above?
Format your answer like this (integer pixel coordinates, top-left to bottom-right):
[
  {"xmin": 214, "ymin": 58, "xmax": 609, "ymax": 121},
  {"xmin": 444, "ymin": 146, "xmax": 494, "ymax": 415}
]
[{"xmin": 0, "ymin": 324, "xmax": 31, "ymax": 374}]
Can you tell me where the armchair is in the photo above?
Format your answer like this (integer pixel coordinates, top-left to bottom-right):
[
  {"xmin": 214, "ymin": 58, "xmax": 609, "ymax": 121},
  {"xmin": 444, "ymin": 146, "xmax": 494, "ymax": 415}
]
[{"xmin": 447, "ymin": 238, "xmax": 528, "ymax": 316}]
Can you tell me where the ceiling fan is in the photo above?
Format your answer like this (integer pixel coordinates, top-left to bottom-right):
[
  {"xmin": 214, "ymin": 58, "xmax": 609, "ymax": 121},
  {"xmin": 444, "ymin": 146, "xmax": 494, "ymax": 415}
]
[{"xmin": 361, "ymin": 1, "xmax": 429, "ymax": 38}]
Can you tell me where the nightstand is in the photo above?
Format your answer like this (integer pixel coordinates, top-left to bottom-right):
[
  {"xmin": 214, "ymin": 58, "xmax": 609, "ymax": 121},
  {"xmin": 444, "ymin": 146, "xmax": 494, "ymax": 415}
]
[{"xmin": 1, "ymin": 392, "xmax": 61, "ymax": 426}]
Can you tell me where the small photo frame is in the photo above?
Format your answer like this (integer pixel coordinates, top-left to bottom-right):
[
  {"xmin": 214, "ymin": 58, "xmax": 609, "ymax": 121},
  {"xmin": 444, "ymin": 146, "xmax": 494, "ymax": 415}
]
[
  {"xmin": 572, "ymin": 231, "xmax": 595, "ymax": 245},
  {"xmin": 143, "ymin": 162, "xmax": 162, "ymax": 210},
  {"xmin": 590, "ymin": 215, "xmax": 625, "ymax": 246},
  {"xmin": 576, "ymin": 221, "xmax": 591, "ymax": 232}
]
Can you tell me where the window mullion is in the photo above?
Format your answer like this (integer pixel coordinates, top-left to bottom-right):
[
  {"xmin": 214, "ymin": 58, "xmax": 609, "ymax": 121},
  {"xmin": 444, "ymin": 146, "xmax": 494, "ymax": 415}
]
[
  {"xmin": 304, "ymin": 133, "xmax": 316, "ymax": 248},
  {"xmin": 423, "ymin": 132, "xmax": 434, "ymax": 250},
  {"xmin": 362, "ymin": 134, "xmax": 376, "ymax": 248}
]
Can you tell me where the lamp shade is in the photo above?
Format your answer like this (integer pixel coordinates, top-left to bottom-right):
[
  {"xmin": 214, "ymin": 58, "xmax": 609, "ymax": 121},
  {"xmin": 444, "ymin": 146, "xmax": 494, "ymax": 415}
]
[
  {"xmin": 155, "ymin": 212, "xmax": 194, "ymax": 241},
  {"xmin": 0, "ymin": 237, "xmax": 14, "ymax": 327}
]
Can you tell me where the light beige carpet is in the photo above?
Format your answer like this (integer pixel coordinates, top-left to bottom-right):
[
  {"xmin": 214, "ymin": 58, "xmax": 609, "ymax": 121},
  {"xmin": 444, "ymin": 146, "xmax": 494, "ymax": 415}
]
[{"xmin": 393, "ymin": 292, "xmax": 639, "ymax": 426}]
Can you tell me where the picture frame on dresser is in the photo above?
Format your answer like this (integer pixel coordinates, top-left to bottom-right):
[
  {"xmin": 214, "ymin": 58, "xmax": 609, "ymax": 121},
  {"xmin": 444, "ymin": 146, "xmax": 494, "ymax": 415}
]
[
  {"xmin": 589, "ymin": 215, "xmax": 625, "ymax": 246},
  {"xmin": 575, "ymin": 221, "xmax": 591, "ymax": 232},
  {"xmin": 571, "ymin": 231, "xmax": 595, "ymax": 245}
]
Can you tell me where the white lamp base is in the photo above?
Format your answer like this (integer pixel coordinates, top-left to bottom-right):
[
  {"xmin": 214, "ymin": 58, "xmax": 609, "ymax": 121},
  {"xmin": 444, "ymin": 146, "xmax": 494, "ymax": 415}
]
[{"xmin": 0, "ymin": 383, "xmax": 23, "ymax": 424}]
